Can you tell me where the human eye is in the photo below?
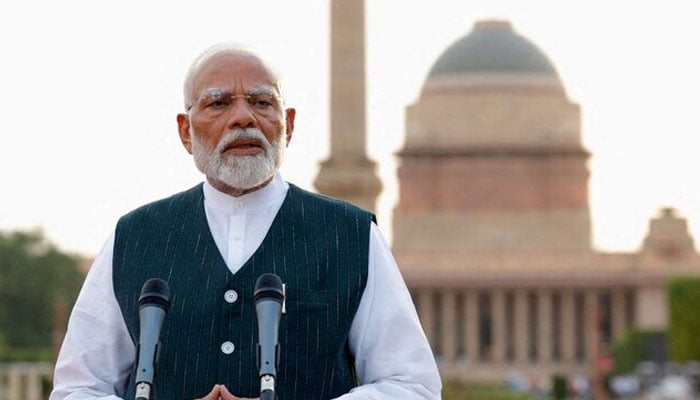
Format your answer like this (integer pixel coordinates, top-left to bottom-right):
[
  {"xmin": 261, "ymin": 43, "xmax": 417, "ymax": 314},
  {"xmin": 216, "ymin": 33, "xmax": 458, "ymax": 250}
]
[
  {"xmin": 248, "ymin": 93, "xmax": 279, "ymax": 110},
  {"xmin": 198, "ymin": 91, "xmax": 231, "ymax": 110},
  {"xmin": 208, "ymin": 94, "xmax": 232, "ymax": 108}
]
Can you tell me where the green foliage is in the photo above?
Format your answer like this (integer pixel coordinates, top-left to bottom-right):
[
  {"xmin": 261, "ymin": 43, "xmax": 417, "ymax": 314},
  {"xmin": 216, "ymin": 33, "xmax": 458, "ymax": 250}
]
[
  {"xmin": 0, "ymin": 229, "xmax": 84, "ymax": 361},
  {"xmin": 442, "ymin": 381, "xmax": 539, "ymax": 400},
  {"xmin": 668, "ymin": 277, "xmax": 700, "ymax": 361},
  {"xmin": 609, "ymin": 329, "xmax": 667, "ymax": 375},
  {"xmin": 551, "ymin": 375, "xmax": 567, "ymax": 400}
]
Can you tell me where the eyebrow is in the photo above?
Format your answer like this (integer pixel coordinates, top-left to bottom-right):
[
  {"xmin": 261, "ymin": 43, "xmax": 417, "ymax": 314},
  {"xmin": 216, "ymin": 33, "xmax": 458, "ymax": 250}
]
[{"xmin": 198, "ymin": 85, "xmax": 279, "ymax": 97}]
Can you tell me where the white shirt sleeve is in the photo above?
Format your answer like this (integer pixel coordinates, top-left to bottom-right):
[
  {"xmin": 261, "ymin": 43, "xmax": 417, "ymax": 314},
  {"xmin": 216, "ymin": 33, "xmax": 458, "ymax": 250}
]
[
  {"xmin": 336, "ymin": 224, "xmax": 442, "ymax": 399},
  {"xmin": 50, "ymin": 231, "xmax": 133, "ymax": 400}
]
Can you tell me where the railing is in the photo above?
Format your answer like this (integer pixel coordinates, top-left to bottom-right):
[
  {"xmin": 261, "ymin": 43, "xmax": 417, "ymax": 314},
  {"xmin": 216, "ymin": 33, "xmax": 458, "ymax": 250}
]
[{"xmin": 0, "ymin": 362, "xmax": 53, "ymax": 400}]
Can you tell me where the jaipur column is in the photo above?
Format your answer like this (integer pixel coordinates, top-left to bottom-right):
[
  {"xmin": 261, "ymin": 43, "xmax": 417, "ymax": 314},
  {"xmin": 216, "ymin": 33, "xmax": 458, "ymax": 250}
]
[{"xmin": 314, "ymin": 0, "xmax": 382, "ymax": 211}]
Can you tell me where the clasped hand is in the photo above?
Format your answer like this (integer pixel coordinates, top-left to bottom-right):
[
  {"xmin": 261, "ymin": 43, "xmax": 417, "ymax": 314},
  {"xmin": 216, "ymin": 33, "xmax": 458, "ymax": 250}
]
[{"xmin": 194, "ymin": 384, "xmax": 259, "ymax": 400}]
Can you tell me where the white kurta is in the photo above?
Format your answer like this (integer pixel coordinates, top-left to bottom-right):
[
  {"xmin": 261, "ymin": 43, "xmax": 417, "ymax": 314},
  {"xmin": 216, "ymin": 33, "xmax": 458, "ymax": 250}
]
[{"xmin": 50, "ymin": 174, "xmax": 442, "ymax": 400}]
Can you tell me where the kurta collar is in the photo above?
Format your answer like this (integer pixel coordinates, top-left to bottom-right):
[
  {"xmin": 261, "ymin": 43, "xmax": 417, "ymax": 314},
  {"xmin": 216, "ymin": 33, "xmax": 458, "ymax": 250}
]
[{"xmin": 202, "ymin": 173, "xmax": 289, "ymax": 214}]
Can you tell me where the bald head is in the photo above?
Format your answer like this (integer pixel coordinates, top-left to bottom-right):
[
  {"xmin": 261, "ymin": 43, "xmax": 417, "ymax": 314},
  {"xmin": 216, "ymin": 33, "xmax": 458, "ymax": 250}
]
[{"xmin": 183, "ymin": 45, "xmax": 283, "ymax": 110}]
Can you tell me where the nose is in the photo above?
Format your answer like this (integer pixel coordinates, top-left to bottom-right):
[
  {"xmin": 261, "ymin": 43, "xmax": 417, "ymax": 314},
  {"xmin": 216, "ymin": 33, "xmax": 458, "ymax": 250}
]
[{"xmin": 226, "ymin": 97, "xmax": 256, "ymax": 129}]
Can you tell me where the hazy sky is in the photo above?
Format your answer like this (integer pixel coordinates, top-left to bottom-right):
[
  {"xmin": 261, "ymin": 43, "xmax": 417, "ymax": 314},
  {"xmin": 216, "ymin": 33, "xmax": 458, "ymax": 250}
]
[{"xmin": 2, "ymin": 0, "xmax": 700, "ymax": 256}]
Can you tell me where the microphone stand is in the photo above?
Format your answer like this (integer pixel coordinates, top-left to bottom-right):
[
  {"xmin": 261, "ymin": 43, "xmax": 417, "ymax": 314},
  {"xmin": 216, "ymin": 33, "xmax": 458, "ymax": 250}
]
[{"xmin": 254, "ymin": 274, "xmax": 285, "ymax": 400}]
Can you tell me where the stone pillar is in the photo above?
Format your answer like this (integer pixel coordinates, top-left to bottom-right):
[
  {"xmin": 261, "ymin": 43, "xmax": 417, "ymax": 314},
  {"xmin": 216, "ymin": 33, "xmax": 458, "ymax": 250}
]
[
  {"xmin": 26, "ymin": 367, "xmax": 42, "ymax": 400},
  {"xmin": 417, "ymin": 289, "xmax": 436, "ymax": 351},
  {"xmin": 465, "ymin": 290, "xmax": 480, "ymax": 363},
  {"xmin": 635, "ymin": 286, "xmax": 668, "ymax": 329},
  {"xmin": 441, "ymin": 290, "xmax": 458, "ymax": 365},
  {"xmin": 538, "ymin": 290, "xmax": 553, "ymax": 363},
  {"xmin": 561, "ymin": 290, "xmax": 576, "ymax": 363},
  {"xmin": 7, "ymin": 367, "xmax": 21, "ymax": 400},
  {"xmin": 514, "ymin": 290, "xmax": 529, "ymax": 363},
  {"xmin": 585, "ymin": 290, "xmax": 600, "ymax": 362},
  {"xmin": 611, "ymin": 289, "xmax": 627, "ymax": 340},
  {"xmin": 314, "ymin": 0, "xmax": 382, "ymax": 212},
  {"xmin": 491, "ymin": 290, "xmax": 507, "ymax": 363}
]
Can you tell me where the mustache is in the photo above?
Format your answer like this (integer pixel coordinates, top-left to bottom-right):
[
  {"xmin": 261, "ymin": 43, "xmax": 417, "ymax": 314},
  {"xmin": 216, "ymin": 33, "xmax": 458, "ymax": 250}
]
[{"xmin": 215, "ymin": 128, "xmax": 270, "ymax": 154}]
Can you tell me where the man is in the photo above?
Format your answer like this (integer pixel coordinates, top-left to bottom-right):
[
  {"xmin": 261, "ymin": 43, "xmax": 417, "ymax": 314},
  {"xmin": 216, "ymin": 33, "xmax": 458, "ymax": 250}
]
[{"xmin": 50, "ymin": 45, "xmax": 441, "ymax": 400}]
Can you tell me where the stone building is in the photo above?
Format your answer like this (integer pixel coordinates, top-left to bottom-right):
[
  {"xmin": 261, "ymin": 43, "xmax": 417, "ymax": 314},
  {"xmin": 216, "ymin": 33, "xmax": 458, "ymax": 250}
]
[{"xmin": 392, "ymin": 20, "xmax": 700, "ymax": 383}]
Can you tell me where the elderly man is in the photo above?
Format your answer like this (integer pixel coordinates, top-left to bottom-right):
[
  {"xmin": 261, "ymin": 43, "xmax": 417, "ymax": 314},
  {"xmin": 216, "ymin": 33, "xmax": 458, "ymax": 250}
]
[{"xmin": 50, "ymin": 45, "xmax": 441, "ymax": 400}]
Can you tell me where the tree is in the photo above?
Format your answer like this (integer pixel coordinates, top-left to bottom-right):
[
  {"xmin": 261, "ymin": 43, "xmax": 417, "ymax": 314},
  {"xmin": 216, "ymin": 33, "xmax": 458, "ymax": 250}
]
[
  {"xmin": 668, "ymin": 277, "xmax": 700, "ymax": 361},
  {"xmin": 0, "ymin": 229, "xmax": 84, "ymax": 361},
  {"xmin": 609, "ymin": 329, "xmax": 667, "ymax": 375}
]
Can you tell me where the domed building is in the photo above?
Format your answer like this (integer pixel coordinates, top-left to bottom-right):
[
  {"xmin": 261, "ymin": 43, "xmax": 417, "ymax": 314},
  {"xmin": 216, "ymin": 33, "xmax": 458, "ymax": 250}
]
[{"xmin": 393, "ymin": 20, "xmax": 700, "ymax": 383}]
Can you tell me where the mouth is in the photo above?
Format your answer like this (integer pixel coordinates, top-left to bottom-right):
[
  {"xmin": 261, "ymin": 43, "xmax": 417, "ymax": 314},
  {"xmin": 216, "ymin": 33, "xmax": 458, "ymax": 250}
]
[{"xmin": 222, "ymin": 139, "xmax": 265, "ymax": 156}]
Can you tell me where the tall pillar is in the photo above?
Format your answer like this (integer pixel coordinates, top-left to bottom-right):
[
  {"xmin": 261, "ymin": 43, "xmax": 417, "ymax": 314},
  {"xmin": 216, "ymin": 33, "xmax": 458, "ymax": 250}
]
[
  {"xmin": 441, "ymin": 290, "xmax": 458, "ymax": 365},
  {"xmin": 611, "ymin": 289, "xmax": 627, "ymax": 340},
  {"xmin": 514, "ymin": 290, "xmax": 529, "ymax": 363},
  {"xmin": 635, "ymin": 286, "xmax": 668, "ymax": 329},
  {"xmin": 491, "ymin": 290, "xmax": 507, "ymax": 363},
  {"xmin": 26, "ymin": 367, "xmax": 43, "ymax": 400},
  {"xmin": 8, "ymin": 367, "xmax": 21, "ymax": 400},
  {"xmin": 538, "ymin": 290, "xmax": 553, "ymax": 363},
  {"xmin": 417, "ymin": 289, "xmax": 436, "ymax": 352},
  {"xmin": 465, "ymin": 290, "xmax": 480, "ymax": 363},
  {"xmin": 585, "ymin": 290, "xmax": 600, "ymax": 362},
  {"xmin": 561, "ymin": 290, "xmax": 576, "ymax": 363},
  {"xmin": 314, "ymin": 0, "xmax": 382, "ymax": 212}
]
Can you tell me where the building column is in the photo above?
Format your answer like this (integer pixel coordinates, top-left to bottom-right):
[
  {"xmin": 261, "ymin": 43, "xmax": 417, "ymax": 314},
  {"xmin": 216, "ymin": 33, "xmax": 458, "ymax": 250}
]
[
  {"xmin": 585, "ymin": 290, "xmax": 600, "ymax": 362},
  {"xmin": 441, "ymin": 290, "xmax": 458, "ymax": 365},
  {"xmin": 464, "ymin": 290, "xmax": 479, "ymax": 363},
  {"xmin": 491, "ymin": 290, "xmax": 507, "ymax": 363},
  {"xmin": 314, "ymin": 0, "xmax": 382, "ymax": 211},
  {"xmin": 8, "ymin": 367, "xmax": 21, "ymax": 400},
  {"xmin": 561, "ymin": 289, "xmax": 576, "ymax": 363},
  {"xmin": 417, "ymin": 288, "xmax": 436, "ymax": 352},
  {"xmin": 538, "ymin": 290, "xmax": 553, "ymax": 363},
  {"xmin": 514, "ymin": 290, "xmax": 529, "ymax": 363},
  {"xmin": 611, "ymin": 289, "xmax": 627, "ymax": 340},
  {"xmin": 635, "ymin": 286, "xmax": 667, "ymax": 329},
  {"xmin": 26, "ymin": 367, "xmax": 42, "ymax": 400}
]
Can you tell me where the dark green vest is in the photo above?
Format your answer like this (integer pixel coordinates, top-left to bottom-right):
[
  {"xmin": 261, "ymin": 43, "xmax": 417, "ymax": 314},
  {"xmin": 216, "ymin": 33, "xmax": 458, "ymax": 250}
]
[{"xmin": 112, "ymin": 183, "xmax": 372, "ymax": 400}]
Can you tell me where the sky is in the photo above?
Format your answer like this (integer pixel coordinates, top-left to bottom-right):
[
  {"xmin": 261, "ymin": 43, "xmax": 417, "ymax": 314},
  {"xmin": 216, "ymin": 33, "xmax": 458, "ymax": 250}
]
[{"xmin": 1, "ymin": 0, "xmax": 700, "ymax": 257}]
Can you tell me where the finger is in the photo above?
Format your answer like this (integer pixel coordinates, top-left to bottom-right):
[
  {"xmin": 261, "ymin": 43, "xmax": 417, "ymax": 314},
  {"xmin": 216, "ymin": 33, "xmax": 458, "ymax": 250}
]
[
  {"xmin": 217, "ymin": 384, "xmax": 258, "ymax": 400},
  {"xmin": 198, "ymin": 384, "xmax": 221, "ymax": 400},
  {"xmin": 218, "ymin": 385, "xmax": 237, "ymax": 400}
]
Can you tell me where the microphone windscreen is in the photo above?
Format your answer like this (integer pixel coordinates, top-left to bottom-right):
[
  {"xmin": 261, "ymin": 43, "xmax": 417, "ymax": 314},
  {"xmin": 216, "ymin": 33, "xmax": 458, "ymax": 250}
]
[
  {"xmin": 139, "ymin": 278, "xmax": 171, "ymax": 310},
  {"xmin": 254, "ymin": 273, "xmax": 284, "ymax": 302}
]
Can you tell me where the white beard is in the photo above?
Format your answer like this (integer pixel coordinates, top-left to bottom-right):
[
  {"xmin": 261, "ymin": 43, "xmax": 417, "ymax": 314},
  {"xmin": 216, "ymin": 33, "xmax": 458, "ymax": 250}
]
[{"xmin": 191, "ymin": 127, "xmax": 286, "ymax": 191}]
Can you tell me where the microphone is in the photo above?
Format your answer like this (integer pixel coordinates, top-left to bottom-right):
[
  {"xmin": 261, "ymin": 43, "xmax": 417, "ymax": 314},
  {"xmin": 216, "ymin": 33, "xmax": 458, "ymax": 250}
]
[
  {"xmin": 254, "ymin": 273, "xmax": 284, "ymax": 400},
  {"xmin": 134, "ymin": 278, "xmax": 170, "ymax": 400}
]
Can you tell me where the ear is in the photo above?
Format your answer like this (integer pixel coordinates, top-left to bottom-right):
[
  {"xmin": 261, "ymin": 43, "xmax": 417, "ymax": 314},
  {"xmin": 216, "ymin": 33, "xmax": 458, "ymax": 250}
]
[
  {"xmin": 284, "ymin": 108, "xmax": 296, "ymax": 146},
  {"xmin": 177, "ymin": 113, "xmax": 193, "ymax": 154}
]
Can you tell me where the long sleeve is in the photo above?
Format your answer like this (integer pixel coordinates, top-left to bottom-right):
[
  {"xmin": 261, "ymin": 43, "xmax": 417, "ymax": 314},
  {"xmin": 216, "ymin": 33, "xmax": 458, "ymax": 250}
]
[
  {"xmin": 50, "ymin": 232, "xmax": 133, "ymax": 400},
  {"xmin": 336, "ymin": 224, "xmax": 442, "ymax": 399}
]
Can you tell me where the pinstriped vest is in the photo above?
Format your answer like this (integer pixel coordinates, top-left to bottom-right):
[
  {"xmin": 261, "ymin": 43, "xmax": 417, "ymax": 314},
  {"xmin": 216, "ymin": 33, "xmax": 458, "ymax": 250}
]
[{"xmin": 112, "ymin": 183, "xmax": 372, "ymax": 400}]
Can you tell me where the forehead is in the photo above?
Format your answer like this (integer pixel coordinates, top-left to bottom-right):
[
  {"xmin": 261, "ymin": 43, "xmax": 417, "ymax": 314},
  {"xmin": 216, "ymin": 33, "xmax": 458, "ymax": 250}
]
[{"xmin": 191, "ymin": 52, "xmax": 279, "ymax": 95}]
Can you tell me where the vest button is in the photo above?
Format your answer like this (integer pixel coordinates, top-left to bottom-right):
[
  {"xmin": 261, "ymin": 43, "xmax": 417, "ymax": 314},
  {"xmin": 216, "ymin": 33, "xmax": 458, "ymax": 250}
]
[
  {"xmin": 220, "ymin": 341, "xmax": 235, "ymax": 354},
  {"xmin": 224, "ymin": 289, "xmax": 239, "ymax": 303}
]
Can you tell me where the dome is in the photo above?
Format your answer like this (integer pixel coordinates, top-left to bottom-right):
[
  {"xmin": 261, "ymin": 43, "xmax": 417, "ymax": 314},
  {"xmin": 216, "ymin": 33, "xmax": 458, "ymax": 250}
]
[{"xmin": 424, "ymin": 20, "xmax": 563, "ymax": 91}]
